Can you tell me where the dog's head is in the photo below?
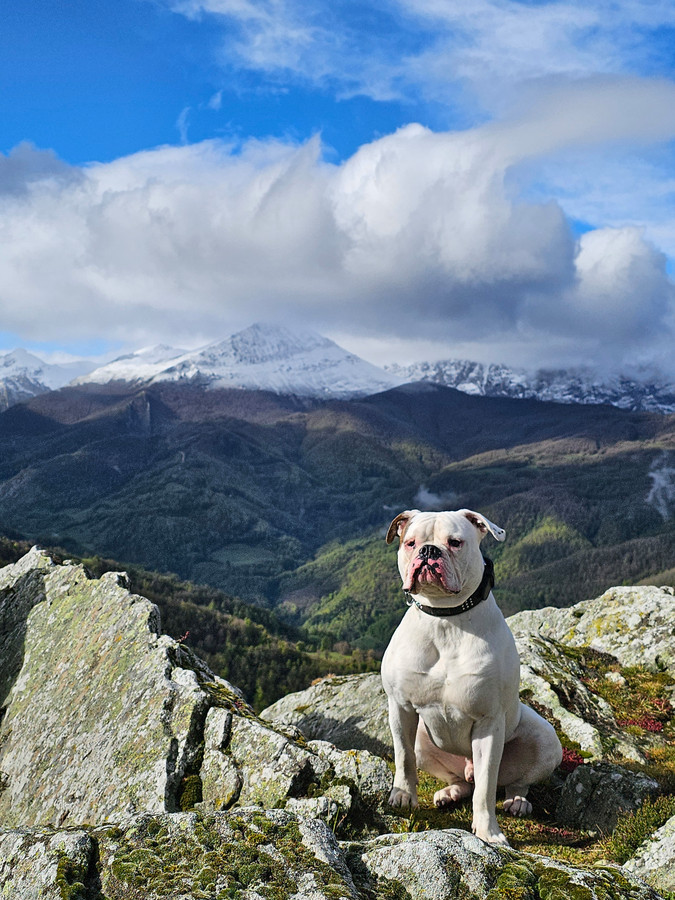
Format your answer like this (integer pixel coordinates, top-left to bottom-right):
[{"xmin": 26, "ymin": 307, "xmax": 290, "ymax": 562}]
[{"xmin": 386, "ymin": 508, "xmax": 506, "ymax": 600}]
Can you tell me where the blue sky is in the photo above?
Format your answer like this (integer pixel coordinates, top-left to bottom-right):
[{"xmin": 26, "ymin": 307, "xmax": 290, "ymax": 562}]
[{"xmin": 2, "ymin": 0, "xmax": 675, "ymax": 374}]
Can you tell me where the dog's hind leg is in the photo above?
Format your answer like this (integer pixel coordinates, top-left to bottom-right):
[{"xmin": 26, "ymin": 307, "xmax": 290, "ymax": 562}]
[{"xmin": 499, "ymin": 704, "xmax": 562, "ymax": 817}]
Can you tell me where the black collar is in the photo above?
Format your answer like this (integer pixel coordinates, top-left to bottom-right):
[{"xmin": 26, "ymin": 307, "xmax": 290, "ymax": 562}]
[{"xmin": 405, "ymin": 558, "xmax": 495, "ymax": 617}]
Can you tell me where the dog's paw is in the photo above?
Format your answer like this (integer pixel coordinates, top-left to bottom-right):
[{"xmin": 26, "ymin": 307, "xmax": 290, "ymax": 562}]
[
  {"xmin": 472, "ymin": 821, "xmax": 511, "ymax": 846},
  {"xmin": 503, "ymin": 796, "xmax": 532, "ymax": 817},
  {"xmin": 434, "ymin": 783, "xmax": 472, "ymax": 807},
  {"xmin": 388, "ymin": 788, "xmax": 418, "ymax": 808}
]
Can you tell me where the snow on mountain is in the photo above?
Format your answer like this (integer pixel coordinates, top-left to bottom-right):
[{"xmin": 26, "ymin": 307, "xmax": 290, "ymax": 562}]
[
  {"xmin": 5, "ymin": 327, "xmax": 675, "ymax": 412},
  {"xmin": 0, "ymin": 349, "xmax": 97, "ymax": 411},
  {"xmin": 79, "ymin": 324, "xmax": 404, "ymax": 399},
  {"xmin": 74, "ymin": 344, "xmax": 187, "ymax": 385},
  {"xmin": 152, "ymin": 324, "xmax": 403, "ymax": 397},
  {"xmin": 387, "ymin": 359, "xmax": 675, "ymax": 413}
]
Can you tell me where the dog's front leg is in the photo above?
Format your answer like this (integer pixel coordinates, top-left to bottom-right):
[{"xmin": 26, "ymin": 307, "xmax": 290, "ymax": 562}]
[
  {"xmin": 471, "ymin": 714, "xmax": 508, "ymax": 846},
  {"xmin": 387, "ymin": 698, "xmax": 419, "ymax": 808}
]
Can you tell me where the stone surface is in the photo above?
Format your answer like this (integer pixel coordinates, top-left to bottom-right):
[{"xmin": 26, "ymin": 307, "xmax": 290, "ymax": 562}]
[
  {"xmin": 344, "ymin": 829, "xmax": 664, "ymax": 900},
  {"xmin": 308, "ymin": 741, "xmax": 392, "ymax": 806},
  {"xmin": 0, "ymin": 810, "xmax": 360, "ymax": 900},
  {"xmin": 0, "ymin": 814, "xmax": 665, "ymax": 900},
  {"xmin": 0, "ymin": 546, "xmax": 52, "ymax": 705},
  {"xmin": 0, "ymin": 550, "xmax": 391, "ymax": 833},
  {"xmin": 0, "ymin": 556, "xmax": 213, "ymax": 826},
  {"xmin": 557, "ymin": 763, "xmax": 661, "ymax": 833},
  {"xmin": 514, "ymin": 633, "xmax": 647, "ymax": 762},
  {"xmin": 624, "ymin": 813, "xmax": 675, "ymax": 894},
  {"xmin": 508, "ymin": 586, "xmax": 675, "ymax": 675},
  {"xmin": 261, "ymin": 673, "xmax": 392, "ymax": 756},
  {"xmin": 0, "ymin": 826, "xmax": 95, "ymax": 900}
]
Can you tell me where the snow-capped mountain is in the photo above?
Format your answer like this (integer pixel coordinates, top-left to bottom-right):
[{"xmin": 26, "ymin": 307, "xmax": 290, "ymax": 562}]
[
  {"xmin": 387, "ymin": 359, "xmax": 675, "ymax": 413},
  {"xmin": 0, "ymin": 349, "xmax": 96, "ymax": 411},
  {"xmin": 73, "ymin": 344, "xmax": 187, "ymax": 385},
  {"xmin": 79, "ymin": 323, "xmax": 404, "ymax": 399},
  {"xmin": 5, "ymin": 327, "xmax": 675, "ymax": 413}
]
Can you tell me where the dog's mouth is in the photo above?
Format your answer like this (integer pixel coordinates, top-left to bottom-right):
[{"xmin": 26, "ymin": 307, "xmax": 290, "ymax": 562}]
[{"xmin": 403, "ymin": 555, "xmax": 460, "ymax": 594}]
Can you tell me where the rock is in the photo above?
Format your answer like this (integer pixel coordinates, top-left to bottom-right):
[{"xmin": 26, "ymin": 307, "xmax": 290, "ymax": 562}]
[
  {"xmin": 343, "ymin": 828, "xmax": 664, "ymax": 899},
  {"xmin": 0, "ymin": 555, "xmax": 214, "ymax": 826},
  {"xmin": 0, "ymin": 814, "xmax": 665, "ymax": 900},
  {"xmin": 308, "ymin": 741, "xmax": 392, "ymax": 806},
  {"xmin": 0, "ymin": 826, "xmax": 96, "ymax": 900},
  {"xmin": 261, "ymin": 673, "xmax": 392, "ymax": 756},
  {"xmin": 514, "ymin": 633, "xmax": 647, "ymax": 762},
  {"xmin": 0, "ymin": 550, "xmax": 390, "ymax": 833},
  {"xmin": 508, "ymin": 585, "xmax": 675, "ymax": 675},
  {"xmin": 557, "ymin": 762, "xmax": 660, "ymax": 833},
  {"xmin": 216, "ymin": 714, "xmax": 329, "ymax": 808},
  {"xmin": 0, "ymin": 810, "xmax": 361, "ymax": 900},
  {"xmin": 1, "ymin": 550, "xmax": 672, "ymax": 898},
  {"xmin": 0, "ymin": 546, "xmax": 52, "ymax": 704},
  {"xmin": 624, "ymin": 813, "xmax": 675, "ymax": 894}
]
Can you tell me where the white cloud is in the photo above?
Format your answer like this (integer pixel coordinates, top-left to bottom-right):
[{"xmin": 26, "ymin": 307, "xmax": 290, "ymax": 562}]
[
  {"xmin": 177, "ymin": 106, "xmax": 191, "ymax": 144},
  {"xmin": 1, "ymin": 81, "xmax": 675, "ymax": 372},
  {"xmin": 161, "ymin": 0, "xmax": 675, "ymax": 111}
]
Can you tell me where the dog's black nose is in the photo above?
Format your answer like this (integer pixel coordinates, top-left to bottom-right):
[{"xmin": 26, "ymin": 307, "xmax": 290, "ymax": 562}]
[{"xmin": 419, "ymin": 544, "xmax": 441, "ymax": 560}]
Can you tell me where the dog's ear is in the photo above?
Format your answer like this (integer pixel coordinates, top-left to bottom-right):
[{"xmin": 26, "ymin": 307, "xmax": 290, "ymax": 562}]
[
  {"xmin": 460, "ymin": 509, "xmax": 506, "ymax": 542},
  {"xmin": 386, "ymin": 510, "xmax": 421, "ymax": 545}
]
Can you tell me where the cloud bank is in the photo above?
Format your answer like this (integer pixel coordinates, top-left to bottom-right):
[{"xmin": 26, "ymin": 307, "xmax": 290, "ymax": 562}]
[{"xmin": 1, "ymin": 78, "xmax": 675, "ymax": 371}]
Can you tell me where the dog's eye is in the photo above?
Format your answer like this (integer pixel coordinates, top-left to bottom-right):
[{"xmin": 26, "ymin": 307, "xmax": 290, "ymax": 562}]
[
  {"xmin": 448, "ymin": 539, "xmax": 463, "ymax": 548},
  {"xmin": 406, "ymin": 539, "xmax": 416, "ymax": 548}
]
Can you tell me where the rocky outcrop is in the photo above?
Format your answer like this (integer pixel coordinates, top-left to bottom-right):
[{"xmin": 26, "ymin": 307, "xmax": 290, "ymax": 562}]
[
  {"xmin": 0, "ymin": 549, "xmax": 390, "ymax": 835},
  {"xmin": 508, "ymin": 585, "xmax": 675, "ymax": 674},
  {"xmin": 0, "ymin": 812, "xmax": 664, "ymax": 900},
  {"xmin": 1, "ymin": 549, "xmax": 674, "ymax": 899},
  {"xmin": 261, "ymin": 672, "xmax": 391, "ymax": 755}
]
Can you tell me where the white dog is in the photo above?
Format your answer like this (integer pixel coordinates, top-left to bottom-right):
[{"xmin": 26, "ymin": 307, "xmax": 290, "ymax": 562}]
[{"xmin": 381, "ymin": 508, "xmax": 562, "ymax": 845}]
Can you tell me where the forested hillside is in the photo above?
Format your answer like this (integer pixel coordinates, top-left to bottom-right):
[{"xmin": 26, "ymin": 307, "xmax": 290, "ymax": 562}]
[{"xmin": 0, "ymin": 380, "xmax": 673, "ymax": 646}]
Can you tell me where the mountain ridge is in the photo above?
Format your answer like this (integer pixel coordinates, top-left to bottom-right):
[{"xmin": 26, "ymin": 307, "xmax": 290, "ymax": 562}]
[
  {"xmin": 4, "ymin": 321, "xmax": 675, "ymax": 412},
  {"xmin": 388, "ymin": 357, "xmax": 675, "ymax": 413},
  {"xmin": 0, "ymin": 377, "xmax": 673, "ymax": 618}
]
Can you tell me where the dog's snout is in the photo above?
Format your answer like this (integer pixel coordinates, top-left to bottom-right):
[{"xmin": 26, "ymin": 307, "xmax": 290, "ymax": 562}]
[{"xmin": 419, "ymin": 544, "xmax": 442, "ymax": 561}]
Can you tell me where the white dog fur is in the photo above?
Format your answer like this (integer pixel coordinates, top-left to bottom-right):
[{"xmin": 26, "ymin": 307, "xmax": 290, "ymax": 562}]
[{"xmin": 381, "ymin": 508, "xmax": 562, "ymax": 845}]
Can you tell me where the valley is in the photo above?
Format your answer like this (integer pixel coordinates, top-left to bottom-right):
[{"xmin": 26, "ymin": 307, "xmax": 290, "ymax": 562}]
[{"xmin": 0, "ymin": 376, "xmax": 673, "ymax": 664}]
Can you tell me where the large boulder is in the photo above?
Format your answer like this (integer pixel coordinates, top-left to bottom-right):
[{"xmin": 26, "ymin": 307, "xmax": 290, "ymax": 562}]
[
  {"xmin": 0, "ymin": 550, "xmax": 390, "ymax": 832},
  {"xmin": 508, "ymin": 585, "xmax": 675, "ymax": 674},
  {"xmin": 261, "ymin": 672, "xmax": 392, "ymax": 756},
  {"xmin": 0, "ymin": 550, "xmax": 214, "ymax": 826}
]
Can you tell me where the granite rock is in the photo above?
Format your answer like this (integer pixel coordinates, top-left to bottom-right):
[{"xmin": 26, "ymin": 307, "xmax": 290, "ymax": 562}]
[
  {"xmin": 508, "ymin": 586, "xmax": 675, "ymax": 675},
  {"xmin": 556, "ymin": 762, "xmax": 660, "ymax": 833},
  {"xmin": 624, "ymin": 813, "xmax": 675, "ymax": 894},
  {"xmin": 261, "ymin": 673, "xmax": 392, "ymax": 756}
]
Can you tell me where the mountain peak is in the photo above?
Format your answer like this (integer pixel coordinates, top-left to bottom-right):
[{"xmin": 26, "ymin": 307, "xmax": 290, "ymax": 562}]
[
  {"xmin": 76, "ymin": 324, "xmax": 402, "ymax": 399},
  {"xmin": 194, "ymin": 322, "xmax": 333, "ymax": 367}
]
